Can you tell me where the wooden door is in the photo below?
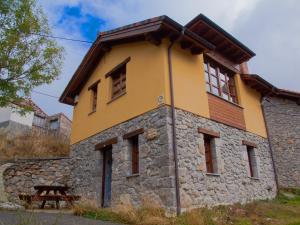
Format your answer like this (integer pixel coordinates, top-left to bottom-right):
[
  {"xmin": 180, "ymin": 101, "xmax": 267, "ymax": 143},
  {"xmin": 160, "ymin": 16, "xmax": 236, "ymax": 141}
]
[{"xmin": 101, "ymin": 146, "xmax": 112, "ymax": 207}]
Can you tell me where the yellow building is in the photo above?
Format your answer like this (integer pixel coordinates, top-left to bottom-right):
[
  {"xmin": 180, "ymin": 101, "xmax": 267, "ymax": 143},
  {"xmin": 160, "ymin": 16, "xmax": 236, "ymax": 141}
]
[{"xmin": 60, "ymin": 14, "xmax": 277, "ymax": 213}]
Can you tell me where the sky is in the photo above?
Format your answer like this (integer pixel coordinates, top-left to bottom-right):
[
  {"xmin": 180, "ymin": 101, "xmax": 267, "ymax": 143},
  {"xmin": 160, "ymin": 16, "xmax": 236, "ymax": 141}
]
[{"xmin": 33, "ymin": 0, "xmax": 300, "ymax": 119}]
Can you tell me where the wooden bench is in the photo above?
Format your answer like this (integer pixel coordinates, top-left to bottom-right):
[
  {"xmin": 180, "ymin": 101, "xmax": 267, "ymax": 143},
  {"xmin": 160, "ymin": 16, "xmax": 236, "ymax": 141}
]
[{"xmin": 19, "ymin": 185, "xmax": 81, "ymax": 209}]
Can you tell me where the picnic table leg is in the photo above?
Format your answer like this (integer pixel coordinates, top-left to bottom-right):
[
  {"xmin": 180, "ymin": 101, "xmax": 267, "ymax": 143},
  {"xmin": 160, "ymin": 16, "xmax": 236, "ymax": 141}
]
[
  {"xmin": 40, "ymin": 190, "xmax": 50, "ymax": 209},
  {"xmin": 54, "ymin": 190, "xmax": 60, "ymax": 209}
]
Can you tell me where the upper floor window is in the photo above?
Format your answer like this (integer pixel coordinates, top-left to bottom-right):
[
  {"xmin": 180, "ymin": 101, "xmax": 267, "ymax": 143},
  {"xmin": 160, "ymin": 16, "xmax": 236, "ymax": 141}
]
[
  {"xmin": 88, "ymin": 80, "xmax": 100, "ymax": 113},
  {"xmin": 204, "ymin": 60, "xmax": 238, "ymax": 104},
  {"xmin": 111, "ymin": 66, "xmax": 126, "ymax": 99}
]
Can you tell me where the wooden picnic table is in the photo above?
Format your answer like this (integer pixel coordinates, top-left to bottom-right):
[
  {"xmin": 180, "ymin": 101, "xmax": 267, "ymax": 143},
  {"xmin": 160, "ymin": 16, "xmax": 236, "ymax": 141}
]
[{"xmin": 19, "ymin": 185, "xmax": 80, "ymax": 209}]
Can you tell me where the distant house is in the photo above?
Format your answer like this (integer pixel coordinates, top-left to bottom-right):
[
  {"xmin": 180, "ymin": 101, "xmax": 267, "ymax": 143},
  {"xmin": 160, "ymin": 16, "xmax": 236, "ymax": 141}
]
[
  {"xmin": 243, "ymin": 75, "xmax": 300, "ymax": 188},
  {"xmin": 0, "ymin": 99, "xmax": 72, "ymax": 139},
  {"xmin": 60, "ymin": 14, "xmax": 277, "ymax": 213}
]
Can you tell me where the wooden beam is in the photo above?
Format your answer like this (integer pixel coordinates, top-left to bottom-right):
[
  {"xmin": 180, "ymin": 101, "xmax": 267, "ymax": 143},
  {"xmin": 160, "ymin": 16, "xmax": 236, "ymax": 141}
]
[
  {"xmin": 123, "ymin": 128, "xmax": 144, "ymax": 139},
  {"xmin": 145, "ymin": 33, "xmax": 161, "ymax": 46},
  {"xmin": 105, "ymin": 57, "xmax": 131, "ymax": 78},
  {"xmin": 198, "ymin": 128, "xmax": 220, "ymax": 138},
  {"xmin": 180, "ymin": 41, "xmax": 193, "ymax": 49},
  {"xmin": 191, "ymin": 47, "xmax": 203, "ymax": 55},
  {"xmin": 242, "ymin": 140, "xmax": 257, "ymax": 148},
  {"xmin": 95, "ymin": 137, "xmax": 118, "ymax": 150}
]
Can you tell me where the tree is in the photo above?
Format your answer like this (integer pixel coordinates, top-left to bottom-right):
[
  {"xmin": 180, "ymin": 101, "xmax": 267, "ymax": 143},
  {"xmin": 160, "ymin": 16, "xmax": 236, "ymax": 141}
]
[{"xmin": 0, "ymin": 0, "xmax": 64, "ymax": 112}]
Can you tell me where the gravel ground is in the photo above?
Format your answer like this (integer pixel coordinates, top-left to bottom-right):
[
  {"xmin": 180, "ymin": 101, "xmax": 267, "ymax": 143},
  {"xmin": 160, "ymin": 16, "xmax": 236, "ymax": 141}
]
[{"xmin": 0, "ymin": 210, "xmax": 123, "ymax": 225}]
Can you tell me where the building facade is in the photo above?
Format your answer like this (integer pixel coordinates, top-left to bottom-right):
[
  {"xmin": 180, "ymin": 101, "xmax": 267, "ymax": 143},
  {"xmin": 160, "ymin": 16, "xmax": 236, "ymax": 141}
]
[
  {"xmin": 60, "ymin": 14, "xmax": 277, "ymax": 213},
  {"xmin": 0, "ymin": 99, "xmax": 72, "ymax": 139}
]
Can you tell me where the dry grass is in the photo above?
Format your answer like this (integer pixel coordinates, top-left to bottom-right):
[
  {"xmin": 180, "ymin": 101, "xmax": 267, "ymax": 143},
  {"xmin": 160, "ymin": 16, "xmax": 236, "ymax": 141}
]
[
  {"xmin": 0, "ymin": 130, "xmax": 70, "ymax": 160},
  {"xmin": 73, "ymin": 189, "xmax": 300, "ymax": 225}
]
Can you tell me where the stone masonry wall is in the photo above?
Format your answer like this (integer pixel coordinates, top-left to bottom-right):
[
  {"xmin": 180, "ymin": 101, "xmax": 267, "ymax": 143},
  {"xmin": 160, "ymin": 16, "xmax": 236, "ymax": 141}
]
[
  {"xmin": 70, "ymin": 106, "xmax": 177, "ymax": 212},
  {"xmin": 174, "ymin": 108, "xmax": 277, "ymax": 211},
  {"xmin": 71, "ymin": 105, "xmax": 277, "ymax": 212},
  {"xmin": 3, "ymin": 158, "xmax": 71, "ymax": 203},
  {"xmin": 263, "ymin": 97, "xmax": 300, "ymax": 188}
]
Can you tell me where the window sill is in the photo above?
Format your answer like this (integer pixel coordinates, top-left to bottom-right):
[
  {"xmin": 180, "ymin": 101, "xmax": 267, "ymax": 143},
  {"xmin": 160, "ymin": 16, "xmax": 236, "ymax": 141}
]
[
  {"xmin": 249, "ymin": 176, "xmax": 259, "ymax": 180},
  {"xmin": 207, "ymin": 92, "xmax": 243, "ymax": 109},
  {"xmin": 126, "ymin": 173, "xmax": 140, "ymax": 178},
  {"xmin": 88, "ymin": 111, "xmax": 96, "ymax": 116},
  {"xmin": 107, "ymin": 92, "xmax": 127, "ymax": 105},
  {"xmin": 206, "ymin": 173, "xmax": 221, "ymax": 177}
]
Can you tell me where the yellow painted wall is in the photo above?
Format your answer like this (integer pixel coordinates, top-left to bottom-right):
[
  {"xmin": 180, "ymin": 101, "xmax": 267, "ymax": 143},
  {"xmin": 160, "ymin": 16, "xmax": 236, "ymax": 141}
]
[
  {"xmin": 71, "ymin": 41, "xmax": 168, "ymax": 144},
  {"xmin": 71, "ymin": 39, "xmax": 267, "ymax": 144},
  {"xmin": 167, "ymin": 44, "xmax": 210, "ymax": 118},
  {"xmin": 235, "ymin": 75, "xmax": 267, "ymax": 138}
]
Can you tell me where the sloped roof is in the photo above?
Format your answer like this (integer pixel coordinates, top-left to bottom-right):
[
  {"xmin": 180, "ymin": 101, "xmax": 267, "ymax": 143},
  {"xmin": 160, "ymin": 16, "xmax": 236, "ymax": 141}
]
[
  {"xmin": 186, "ymin": 14, "xmax": 255, "ymax": 64},
  {"xmin": 241, "ymin": 74, "xmax": 300, "ymax": 103},
  {"xmin": 14, "ymin": 99, "xmax": 48, "ymax": 118}
]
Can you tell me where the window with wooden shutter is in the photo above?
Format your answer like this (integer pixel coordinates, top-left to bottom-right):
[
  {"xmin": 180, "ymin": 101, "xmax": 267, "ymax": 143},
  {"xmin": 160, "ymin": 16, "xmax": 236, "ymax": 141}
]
[
  {"xmin": 204, "ymin": 135, "xmax": 214, "ymax": 173},
  {"xmin": 129, "ymin": 135, "xmax": 139, "ymax": 174},
  {"xmin": 111, "ymin": 66, "xmax": 126, "ymax": 99},
  {"xmin": 88, "ymin": 80, "xmax": 100, "ymax": 113}
]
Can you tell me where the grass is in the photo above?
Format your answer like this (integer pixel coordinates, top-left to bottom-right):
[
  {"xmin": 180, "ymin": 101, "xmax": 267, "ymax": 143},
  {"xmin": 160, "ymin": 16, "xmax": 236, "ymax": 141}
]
[
  {"xmin": 74, "ymin": 189, "xmax": 300, "ymax": 225},
  {"xmin": 0, "ymin": 130, "xmax": 70, "ymax": 160}
]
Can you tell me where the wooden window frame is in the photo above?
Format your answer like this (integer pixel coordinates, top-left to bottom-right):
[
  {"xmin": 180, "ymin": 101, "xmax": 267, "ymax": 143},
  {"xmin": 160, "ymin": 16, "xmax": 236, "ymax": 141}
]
[
  {"xmin": 204, "ymin": 135, "xmax": 214, "ymax": 174},
  {"xmin": 204, "ymin": 59, "xmax": 238, "ymax": 104},
  {"xmin": 106, "ymin": 57, "xmax": 130, "ymax": 102},
  {"xmin": 246, "ymin": 146, "xmax": 255, "ymax": 178},
  {"xmin": 88, "ymin": 80, "xmax": 100, "ymax": 114},
  {"xmin": 129, "ymin": 135, "xmax": 139, "ymax": 175}
]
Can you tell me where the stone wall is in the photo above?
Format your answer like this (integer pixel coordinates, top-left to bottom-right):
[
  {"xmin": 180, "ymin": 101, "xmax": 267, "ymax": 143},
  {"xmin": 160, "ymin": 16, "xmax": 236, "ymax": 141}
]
[
  {"xmin": 70, "ymin": 106, "xmax": 176, "ymax": 212},
  {"xmin": 174, "ymin": 108, "xmax": 277, "ymax": 211},
  {"xmin": 263, "ymin": 97, "xmax": 300, "ymax": 188},
  {"xmin": 70, "ymin": 105, "xmax": 277, "ymax": 213},
  {"xmin": 3, "ymin": 158, "xmax": 71, "ymax": 202}
]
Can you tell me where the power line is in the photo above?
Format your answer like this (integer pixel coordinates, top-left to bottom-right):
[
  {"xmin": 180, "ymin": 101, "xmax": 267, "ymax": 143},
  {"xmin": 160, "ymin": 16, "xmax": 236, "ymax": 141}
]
[
  {"xmin": 30, "ymin": 32, "xmax": 94, "ymax": 44},
  {"xmin": 32, "ymin": 90, "xmax": 59, "ymax": 99}
]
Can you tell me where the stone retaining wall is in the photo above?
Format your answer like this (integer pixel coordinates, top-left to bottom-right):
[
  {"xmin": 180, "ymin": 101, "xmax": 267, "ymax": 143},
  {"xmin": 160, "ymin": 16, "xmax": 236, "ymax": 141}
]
[{"xmin": 3, "ymin": 158, "xmax": 72, "ymax": 202}]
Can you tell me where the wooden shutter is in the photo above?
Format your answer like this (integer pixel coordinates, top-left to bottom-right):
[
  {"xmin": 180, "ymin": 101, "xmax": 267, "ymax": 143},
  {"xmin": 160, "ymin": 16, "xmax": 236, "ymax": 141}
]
[
  {"xmin": 131, "ymin": 136, "xmax": 139, "ymax": 174},
  {"xmin": 204, "ymin": 136, "xmax": 214, "ymax": 173}
]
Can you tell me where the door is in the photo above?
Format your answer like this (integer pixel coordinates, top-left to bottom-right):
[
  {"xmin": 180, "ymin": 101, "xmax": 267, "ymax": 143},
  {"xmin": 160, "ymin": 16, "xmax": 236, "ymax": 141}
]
[{"xmin": 101, "ymin": 146, "xmax": 112, "ymax": 207}]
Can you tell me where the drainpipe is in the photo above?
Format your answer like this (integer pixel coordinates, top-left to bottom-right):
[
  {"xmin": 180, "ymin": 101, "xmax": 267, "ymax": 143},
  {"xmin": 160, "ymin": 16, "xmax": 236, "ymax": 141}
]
[
  {"xmin": 261, "ymin": 92, "xmax": 279, "ymax": 194},
  {"xmin": 167, "ymin": 28, "xmax": 185, "ymax": 215}
]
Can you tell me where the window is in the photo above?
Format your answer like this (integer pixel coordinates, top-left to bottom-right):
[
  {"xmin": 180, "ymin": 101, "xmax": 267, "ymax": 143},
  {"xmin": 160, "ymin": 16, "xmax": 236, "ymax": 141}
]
[
  {"xmin": 246, "ymin": 146, "xmax": 258, "ymax": 178},
  {"xmin": 129, "ymin": 135, "xmax": 139, "ymax": 175},
  {"xmin": 204, "ymin": 59, "xmax": 238, "ymax": 103},
  {"xmin": 204, "ymin": 135, "xmax": 214, "ymax": 173},
  {"xmin": 88, "ymin": 80, "xmax": 100, "ymax": 113},
  {"xmin": 111, "ymin": 66, "xmax": 126, "ymax": 99},
  {"xmin": 33, "ymin": 115, "xmax": 46, "ymax": 128},
  {"xmin": 49, "ymin": 119, "xmax": 59, "ymax": 130}
]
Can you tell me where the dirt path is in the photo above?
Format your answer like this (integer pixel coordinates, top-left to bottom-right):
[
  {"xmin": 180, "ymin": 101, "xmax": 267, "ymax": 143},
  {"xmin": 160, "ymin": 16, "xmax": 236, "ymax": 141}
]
[{"xmin": 0, "ymin": 210, "xmax": 123, "ymax": 225}]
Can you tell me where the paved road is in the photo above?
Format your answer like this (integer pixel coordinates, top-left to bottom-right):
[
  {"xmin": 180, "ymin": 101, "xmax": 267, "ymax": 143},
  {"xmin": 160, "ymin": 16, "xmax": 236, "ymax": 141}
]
[{"xmin": 0, "ymin": 211, "xmax": 122, "ymax": 225}]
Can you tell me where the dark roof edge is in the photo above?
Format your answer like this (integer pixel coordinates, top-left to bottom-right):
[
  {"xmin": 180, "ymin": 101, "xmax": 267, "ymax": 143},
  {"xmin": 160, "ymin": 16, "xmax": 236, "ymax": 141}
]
[
  {"xmin": 241, "ymin": 74, "xmax": 300, "ymax": 100},
  {"xmin": 186, "ymin": 14, "xmax": 256, "ymax": 57}
]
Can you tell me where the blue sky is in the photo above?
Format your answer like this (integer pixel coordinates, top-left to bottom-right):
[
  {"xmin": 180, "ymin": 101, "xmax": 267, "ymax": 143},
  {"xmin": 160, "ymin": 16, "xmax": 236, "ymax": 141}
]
[{"xmin": 33, "ymin": 0, "xmax": 300, "ymax": 120}]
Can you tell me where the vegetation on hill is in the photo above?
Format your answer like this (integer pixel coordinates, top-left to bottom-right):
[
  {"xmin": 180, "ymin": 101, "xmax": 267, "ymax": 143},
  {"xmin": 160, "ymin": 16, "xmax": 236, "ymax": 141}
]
[
  {"xmin": 74, "ymin": 189, "xmax": 300, "ymax": 225},
  {"xmin": 0, "ymin": 131, "xmax": 69, "ymax": 160}
]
